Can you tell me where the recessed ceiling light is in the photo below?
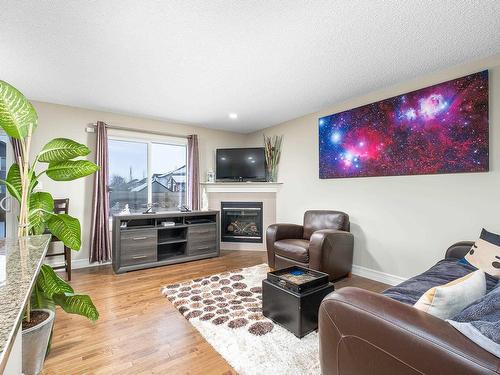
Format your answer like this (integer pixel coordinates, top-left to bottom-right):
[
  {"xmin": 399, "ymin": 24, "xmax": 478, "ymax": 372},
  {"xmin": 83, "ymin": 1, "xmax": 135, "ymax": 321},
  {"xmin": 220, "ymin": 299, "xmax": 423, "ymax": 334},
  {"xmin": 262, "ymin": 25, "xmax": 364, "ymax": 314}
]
[{"xmin": 228, "ymin": 113, "xmax": 238, "ymax": 119}]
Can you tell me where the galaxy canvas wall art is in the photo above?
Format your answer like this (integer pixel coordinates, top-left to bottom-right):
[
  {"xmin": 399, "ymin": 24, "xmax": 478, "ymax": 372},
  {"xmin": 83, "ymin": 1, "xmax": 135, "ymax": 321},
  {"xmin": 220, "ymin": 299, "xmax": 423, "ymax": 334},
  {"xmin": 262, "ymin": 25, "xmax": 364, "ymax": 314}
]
[{"xmin": 319, "ymin": 70, "xmax": 489, "ymax": 179}]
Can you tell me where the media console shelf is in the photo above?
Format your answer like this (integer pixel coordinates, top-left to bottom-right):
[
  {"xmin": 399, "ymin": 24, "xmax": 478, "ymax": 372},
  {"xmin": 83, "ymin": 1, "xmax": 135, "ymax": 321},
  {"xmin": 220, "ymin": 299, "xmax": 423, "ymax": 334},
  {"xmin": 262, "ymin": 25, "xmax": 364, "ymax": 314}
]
[{"xmin": 112, "ymin": 210, "xmax": 220, "ymax": 274}]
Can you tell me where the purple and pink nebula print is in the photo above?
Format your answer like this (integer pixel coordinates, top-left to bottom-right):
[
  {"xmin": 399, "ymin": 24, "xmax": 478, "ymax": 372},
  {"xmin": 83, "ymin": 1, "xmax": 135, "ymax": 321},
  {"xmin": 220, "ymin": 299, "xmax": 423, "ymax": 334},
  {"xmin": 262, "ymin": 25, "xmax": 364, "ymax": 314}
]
[{"xmin": 319, "ymin": 70, "xmax": 489, "ymax": 179}]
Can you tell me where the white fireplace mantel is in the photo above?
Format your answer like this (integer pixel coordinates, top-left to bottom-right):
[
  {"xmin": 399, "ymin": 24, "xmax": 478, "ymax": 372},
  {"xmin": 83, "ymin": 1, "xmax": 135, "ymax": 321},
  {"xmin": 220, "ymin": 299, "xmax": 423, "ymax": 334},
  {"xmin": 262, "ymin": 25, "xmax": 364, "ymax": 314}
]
[{"xmin": 200, "ymin": 182, "xmax": 282, "ymax": 194}]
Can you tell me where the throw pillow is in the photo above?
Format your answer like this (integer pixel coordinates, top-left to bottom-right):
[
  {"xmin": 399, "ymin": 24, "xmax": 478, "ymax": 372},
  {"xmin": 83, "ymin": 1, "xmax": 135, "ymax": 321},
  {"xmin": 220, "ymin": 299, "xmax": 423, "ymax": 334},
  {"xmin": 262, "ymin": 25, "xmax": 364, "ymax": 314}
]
[
  {"xmin": 447, "ymin": 283, "xmax": 500, "ymax": 358},
  {"xmin": 463, "ymin": 228, "xmax": 500, "ymax": 278},
  {"xmin": 414, "ymin": 270, "xmax": 486, "ymax": 319}
]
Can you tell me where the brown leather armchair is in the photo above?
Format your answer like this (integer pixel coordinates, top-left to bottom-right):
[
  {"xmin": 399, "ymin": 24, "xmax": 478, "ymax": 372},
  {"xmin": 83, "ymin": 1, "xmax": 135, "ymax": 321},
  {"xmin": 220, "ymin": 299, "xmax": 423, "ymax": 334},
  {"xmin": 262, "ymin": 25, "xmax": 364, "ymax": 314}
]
[
  {"xmin": 318, "ymin": 242, "xmax": 500, "ymax": 375},
  {"xmin": 266, "ymin": 210, "xmax": 354, "ymax": 280}
]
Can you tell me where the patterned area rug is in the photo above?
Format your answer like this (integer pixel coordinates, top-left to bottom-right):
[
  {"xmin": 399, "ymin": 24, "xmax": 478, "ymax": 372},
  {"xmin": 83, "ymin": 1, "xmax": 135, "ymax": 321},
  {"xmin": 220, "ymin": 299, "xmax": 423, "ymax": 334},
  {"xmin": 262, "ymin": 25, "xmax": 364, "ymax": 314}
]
[{"xmin": 162, "ymin": 264, "xmax": 320, "ymax": 375}]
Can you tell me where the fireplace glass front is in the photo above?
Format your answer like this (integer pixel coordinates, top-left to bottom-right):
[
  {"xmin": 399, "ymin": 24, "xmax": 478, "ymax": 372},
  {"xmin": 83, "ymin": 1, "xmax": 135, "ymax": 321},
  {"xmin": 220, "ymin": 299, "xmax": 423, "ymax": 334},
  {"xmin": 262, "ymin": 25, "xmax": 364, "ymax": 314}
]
[{"xmin": 221, "ymin": 202, "xmax": 263, "ymax": 243}]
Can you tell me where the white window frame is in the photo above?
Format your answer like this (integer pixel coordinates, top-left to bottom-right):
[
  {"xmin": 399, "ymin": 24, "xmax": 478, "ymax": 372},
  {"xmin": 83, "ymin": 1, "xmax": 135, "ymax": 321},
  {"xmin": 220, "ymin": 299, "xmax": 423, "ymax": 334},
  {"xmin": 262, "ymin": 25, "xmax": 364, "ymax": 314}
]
[{"xmin": 107, "ymin": 129, "xmax": 188, "ymax": 209}]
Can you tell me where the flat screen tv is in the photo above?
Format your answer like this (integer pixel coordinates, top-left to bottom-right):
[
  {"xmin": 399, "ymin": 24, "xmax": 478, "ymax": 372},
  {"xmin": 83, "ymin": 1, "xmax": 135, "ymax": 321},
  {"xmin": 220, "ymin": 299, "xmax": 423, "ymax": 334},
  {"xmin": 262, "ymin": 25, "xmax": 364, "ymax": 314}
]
[{"xmin": 216, "ymin": 148, "xmax": 266, "ymax": 182}]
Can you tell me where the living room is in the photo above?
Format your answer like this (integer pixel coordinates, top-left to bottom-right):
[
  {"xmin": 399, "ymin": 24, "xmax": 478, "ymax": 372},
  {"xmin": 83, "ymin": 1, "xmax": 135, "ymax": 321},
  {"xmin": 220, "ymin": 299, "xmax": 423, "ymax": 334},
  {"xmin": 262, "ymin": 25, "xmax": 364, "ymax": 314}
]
[{"xmin": 0, "ymin": 1, "xmax": 499, "ymax": 375}]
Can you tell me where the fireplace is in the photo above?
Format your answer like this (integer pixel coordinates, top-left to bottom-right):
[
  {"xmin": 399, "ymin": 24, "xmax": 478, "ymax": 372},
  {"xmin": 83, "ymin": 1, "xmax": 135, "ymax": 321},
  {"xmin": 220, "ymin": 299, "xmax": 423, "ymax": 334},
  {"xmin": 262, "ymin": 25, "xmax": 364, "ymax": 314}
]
[{"xmin": 221, "ymin": 202, "xmax": 263, "ymax": 243}]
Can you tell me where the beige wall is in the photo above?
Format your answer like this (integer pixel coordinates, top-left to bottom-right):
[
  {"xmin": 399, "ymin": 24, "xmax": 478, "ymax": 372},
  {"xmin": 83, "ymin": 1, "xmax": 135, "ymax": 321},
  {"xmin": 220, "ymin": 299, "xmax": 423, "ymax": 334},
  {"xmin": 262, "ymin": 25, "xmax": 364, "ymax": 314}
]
[
  {"xmin": 246, "ymin": 54, "xmax": 500, "ymax": 281},
  {"xmin": 26, "ymin": 53, "xmax": 500, "ymax": 279},
  {"xmin": 30, "ymin": 102, "xmax": 246, "ymax": 267}
]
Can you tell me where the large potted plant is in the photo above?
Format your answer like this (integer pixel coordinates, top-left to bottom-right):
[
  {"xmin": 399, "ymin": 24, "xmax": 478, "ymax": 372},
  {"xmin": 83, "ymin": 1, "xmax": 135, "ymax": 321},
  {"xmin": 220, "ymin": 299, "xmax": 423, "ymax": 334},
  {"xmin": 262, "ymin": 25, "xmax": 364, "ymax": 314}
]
[{"xmin": 0, "ymin": 80, "xmax": 100, "ymax": 375}]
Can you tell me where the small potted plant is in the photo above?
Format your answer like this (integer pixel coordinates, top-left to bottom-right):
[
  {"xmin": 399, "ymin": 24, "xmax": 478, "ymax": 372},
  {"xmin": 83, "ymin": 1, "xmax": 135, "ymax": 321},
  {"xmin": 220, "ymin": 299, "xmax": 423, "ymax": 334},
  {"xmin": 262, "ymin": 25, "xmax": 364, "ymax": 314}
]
[{"xmin": 0, "ymin": 80, "xmax": 100, "ymax": 375}]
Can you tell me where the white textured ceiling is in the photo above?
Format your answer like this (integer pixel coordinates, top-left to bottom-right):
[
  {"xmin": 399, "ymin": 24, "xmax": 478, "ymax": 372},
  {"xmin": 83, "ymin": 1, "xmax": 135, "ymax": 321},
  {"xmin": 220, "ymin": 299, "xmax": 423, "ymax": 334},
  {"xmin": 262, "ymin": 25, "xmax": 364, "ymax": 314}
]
[{"xmin": 1, "ymin": 1, "xmax": 500, "ymax": 133}]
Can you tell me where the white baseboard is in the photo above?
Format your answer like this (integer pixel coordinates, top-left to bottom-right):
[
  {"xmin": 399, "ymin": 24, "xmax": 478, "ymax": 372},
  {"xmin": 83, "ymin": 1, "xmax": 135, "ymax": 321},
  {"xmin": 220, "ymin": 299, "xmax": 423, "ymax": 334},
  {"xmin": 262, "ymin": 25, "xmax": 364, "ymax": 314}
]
[
  {"xmin": 72, "ymin": 259, "xmax": 111, "ymax": 269},
  {"xmin": 351, "ymin": 264, "xmax": 407, "ymax": 286},
  {"xmin": 45, "ymin": 258, "xmax": 110, "ymax": 271}
]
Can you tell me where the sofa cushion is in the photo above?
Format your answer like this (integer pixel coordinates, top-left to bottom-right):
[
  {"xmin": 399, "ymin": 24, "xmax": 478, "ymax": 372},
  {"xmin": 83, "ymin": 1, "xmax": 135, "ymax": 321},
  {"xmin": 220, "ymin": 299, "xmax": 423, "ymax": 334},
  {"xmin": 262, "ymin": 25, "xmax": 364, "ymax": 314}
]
[
  {"xmin": 462, "ymin": 228, "xmax": 500, "ymax": 278},
  {"xmin": 274, "ymin": 239, "xmax": 310, "ymax": 263},
  {"xmin": 384, "ymin": 259, "xmax": 499, "ymax": 306},
  {"xmin": 413, "ymin": 270, "xmax": 486, "ymax": 319}
]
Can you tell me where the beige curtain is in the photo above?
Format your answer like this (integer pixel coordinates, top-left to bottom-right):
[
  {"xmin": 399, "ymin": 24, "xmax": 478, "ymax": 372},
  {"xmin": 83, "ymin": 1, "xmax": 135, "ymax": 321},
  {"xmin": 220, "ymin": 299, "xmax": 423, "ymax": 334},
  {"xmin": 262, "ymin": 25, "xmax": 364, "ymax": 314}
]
[
  {"xmin": 187, "ymin": 134, "xmax": 200, "ymax": 210},
  {"xmin": 90, "ymin": 121, "xmax": 111, "ymax": 262}
]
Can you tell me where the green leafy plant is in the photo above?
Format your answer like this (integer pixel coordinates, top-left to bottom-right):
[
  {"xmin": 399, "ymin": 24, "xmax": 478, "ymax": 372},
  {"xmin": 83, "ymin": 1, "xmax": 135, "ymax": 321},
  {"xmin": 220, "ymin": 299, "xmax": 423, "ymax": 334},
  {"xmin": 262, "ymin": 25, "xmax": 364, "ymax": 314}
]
[
  {"xmin": 0, "ymin": 80, "xmax": 99, "ymax": 322},
  {"xmin": 32, "ymin": 265, "xmax": 99, "ymax": 321}
]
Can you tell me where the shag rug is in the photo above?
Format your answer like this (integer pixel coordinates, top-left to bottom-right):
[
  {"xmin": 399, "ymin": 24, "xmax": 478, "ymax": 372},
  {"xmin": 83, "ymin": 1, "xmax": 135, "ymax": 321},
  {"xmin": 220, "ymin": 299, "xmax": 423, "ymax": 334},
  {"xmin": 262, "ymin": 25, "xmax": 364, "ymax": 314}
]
[{"xmin": 162, "ymin": 264, "xmax": 320, "ymax": 375}]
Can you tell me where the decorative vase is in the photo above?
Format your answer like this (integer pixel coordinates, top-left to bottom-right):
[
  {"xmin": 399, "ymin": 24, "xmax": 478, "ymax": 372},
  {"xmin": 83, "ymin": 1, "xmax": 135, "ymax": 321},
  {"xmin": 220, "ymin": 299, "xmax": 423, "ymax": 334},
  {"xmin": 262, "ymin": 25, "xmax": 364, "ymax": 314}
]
[
  {"xmin": 201, "ymin": 188, "xmax": 209, "ymax": 210},
  {"xmin": 207, "ymin": 170, "xmax": 215, "ymax": 183},
  {"xmin": 267, "ymin": 165, "xmax": 278, "ymax": 182},
  {"xmin": 264, "ymin": 134, "xmax": 283, "ymax": 183},
  {"xmin": 22, "ymin": 309, "xmax": 55, "ymax": 375}
]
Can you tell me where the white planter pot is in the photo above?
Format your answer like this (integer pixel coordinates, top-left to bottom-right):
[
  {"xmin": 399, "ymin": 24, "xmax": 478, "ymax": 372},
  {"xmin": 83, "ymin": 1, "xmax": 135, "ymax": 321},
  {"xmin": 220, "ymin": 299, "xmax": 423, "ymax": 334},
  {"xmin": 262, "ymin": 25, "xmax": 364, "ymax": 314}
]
[{"xmin": 22, "ymin": 309, "xmax": 55, "ymax": 375}]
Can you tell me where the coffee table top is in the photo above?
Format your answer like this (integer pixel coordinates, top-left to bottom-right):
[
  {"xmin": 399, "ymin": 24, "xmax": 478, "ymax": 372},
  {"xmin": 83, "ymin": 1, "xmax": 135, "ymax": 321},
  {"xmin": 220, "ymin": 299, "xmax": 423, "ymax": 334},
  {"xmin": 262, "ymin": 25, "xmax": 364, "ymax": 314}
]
[
  {"xmin": 267, "ymin": 266, "xmax": 330, "ymax": 293},
  {"xmin": 276, "ymin": 268, "xmax": 319, "ymax": 285}
]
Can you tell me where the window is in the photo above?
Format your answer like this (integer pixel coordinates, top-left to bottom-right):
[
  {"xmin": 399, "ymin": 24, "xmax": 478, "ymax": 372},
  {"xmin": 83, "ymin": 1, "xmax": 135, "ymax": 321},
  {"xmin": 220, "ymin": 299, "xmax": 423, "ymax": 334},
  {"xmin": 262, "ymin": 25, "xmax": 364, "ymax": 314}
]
[{"xmin": 108, "ymin": 130, "xmax": 187, "ymax": 215}]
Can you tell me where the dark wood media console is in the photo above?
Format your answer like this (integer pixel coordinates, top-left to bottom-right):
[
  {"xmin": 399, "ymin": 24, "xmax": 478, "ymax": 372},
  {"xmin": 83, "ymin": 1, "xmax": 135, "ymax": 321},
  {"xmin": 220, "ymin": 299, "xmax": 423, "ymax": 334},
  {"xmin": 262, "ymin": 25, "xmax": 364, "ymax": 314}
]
[{"xmin": 112, "ymin": 210, "xmax": 220, "ymax": 274}]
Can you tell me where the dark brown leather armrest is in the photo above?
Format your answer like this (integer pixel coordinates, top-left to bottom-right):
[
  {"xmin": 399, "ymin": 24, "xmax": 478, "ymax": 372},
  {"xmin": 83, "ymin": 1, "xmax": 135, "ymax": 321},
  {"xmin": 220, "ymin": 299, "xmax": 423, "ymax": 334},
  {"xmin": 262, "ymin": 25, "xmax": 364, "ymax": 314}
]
[
  {"xmin": 266, "ymin": 224, "xmax": 304, "ymax": 267},
  {"xmin": 309, "ymin": 229, "xmax": 353, "ymax": 280},
  {"xmin": 445, "ymin": 241, "xmax": 474, "ymax": 259},
  {"xmin": 319, "ymin": 287, "xmax": 500, "ymax": 375}
]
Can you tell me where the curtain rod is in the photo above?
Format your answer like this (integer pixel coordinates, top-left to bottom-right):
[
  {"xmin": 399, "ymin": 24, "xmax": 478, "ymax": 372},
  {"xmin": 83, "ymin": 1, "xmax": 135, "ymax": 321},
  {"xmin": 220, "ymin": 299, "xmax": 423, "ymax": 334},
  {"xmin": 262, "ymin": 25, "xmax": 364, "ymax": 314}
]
[{"xmin": 86, "ymin": 122, "xmax": 189, "ymax": 139}]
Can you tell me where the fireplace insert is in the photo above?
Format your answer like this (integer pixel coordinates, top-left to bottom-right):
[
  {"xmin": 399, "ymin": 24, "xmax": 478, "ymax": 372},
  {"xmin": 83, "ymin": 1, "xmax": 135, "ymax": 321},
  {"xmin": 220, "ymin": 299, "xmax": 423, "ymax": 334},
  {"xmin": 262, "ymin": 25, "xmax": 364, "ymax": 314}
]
[{"xmin": 221, "ymin": 202, "xmax": 263, "ymax": 243}]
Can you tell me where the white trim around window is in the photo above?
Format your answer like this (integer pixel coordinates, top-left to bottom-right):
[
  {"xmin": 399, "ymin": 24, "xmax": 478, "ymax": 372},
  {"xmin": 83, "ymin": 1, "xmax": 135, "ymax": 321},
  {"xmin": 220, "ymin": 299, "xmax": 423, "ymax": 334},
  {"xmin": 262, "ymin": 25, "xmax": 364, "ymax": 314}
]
[{"xmin": 107, "ymin": 129, "xmax": 188, "ymax": 146}]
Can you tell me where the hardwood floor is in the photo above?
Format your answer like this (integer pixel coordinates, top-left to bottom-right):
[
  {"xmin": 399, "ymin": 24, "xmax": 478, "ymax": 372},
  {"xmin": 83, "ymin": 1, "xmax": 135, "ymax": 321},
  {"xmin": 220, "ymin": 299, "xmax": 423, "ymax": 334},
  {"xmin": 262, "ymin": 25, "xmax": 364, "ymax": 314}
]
[{"xmin": 41, "ymin": 251, "xmax": 388, "ymax": 375}]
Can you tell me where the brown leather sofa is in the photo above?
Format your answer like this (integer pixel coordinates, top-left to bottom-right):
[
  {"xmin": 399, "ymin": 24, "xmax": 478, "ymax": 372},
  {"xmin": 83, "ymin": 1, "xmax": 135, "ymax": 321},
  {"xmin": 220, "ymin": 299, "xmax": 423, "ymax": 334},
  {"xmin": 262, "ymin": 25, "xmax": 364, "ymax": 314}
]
[
  {"xmin": 318, "ymin": 242, "xmax": 500, "ymax": 375},
  {"xmin": 266, "ymin": 210, "xmax": 354, "ymax": 280}
]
